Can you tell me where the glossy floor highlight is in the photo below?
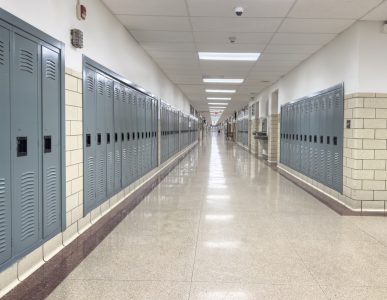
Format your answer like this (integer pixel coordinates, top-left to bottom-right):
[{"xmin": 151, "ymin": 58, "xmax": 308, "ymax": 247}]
[{"xmin": 48, "ymin": 135, "xmax": 387, "ymax": 299}]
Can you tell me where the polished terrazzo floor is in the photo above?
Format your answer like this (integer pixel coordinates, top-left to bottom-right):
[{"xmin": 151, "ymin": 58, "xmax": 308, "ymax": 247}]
[{"xmin": 48, "ymin": 134, "xmax": 387, "ymax": 299}]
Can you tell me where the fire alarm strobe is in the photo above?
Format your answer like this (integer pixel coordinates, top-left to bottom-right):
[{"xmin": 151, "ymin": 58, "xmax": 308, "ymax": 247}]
[{"xmin": 76, "ymin": 0, "xmax": 87, "ymax": 20}]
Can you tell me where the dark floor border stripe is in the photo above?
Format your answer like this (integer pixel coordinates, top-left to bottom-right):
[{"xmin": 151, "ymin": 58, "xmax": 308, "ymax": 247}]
[
  {"xmin": 2, "ymin": 145, "xmax": 197, "ymax": 300},
  {"xmin": 278, "ymin": 166, "xmax": 386, "ymax": 217},
  {"xmin": 234, "ymin": 141, "xmax": 385, "ymax": 217}
]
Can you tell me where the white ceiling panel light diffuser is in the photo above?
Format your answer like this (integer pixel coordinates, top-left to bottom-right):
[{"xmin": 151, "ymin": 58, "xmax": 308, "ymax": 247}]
[
  {"xmin": 206, "ymin": 89, "xmax": 236, "ymax": 93},
  {"xmin": 207, "ymin": 97, "xmax": 232, "ymax": 100},
  {"xmin": 198, "ymin": 52, "xmax": 261, "ymax": 61},
  {"xmin": 208, "ymin": 103, "xmax": 228, "ymax": 105},
  {"xmin": 203, "ymin": 78, "xmax": 244, "ymax": 84}
]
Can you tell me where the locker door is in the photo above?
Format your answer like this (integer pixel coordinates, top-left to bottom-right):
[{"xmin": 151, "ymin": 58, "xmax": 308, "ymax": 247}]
[
  {"xmin": 121, "ymin": 86, "xmax": 128, "ymax": 187},
  {"xmin": 308, "ymin": 100, "xmax": 314, "ymax": 177},
  {"xmin": 95, "ymin": 72, "xmax": 107, "ymax": 203},
  {"xmin": 127, "ymin": 89, "xmax": 133, "ymax": 184},
  {"xmin": 125, "ymin": 87, "xmax": 131, "ymax": 184},
  {"xmin": 83, "ymin": 67, "xmax": 96, "ymax": 213},
  {"xmin": 132, "ymin": 94, "xmax": 138, "ymax": 181},
  {"xmin": 146, "ymin": 98, "xmax": 151, "ymax": 172},
  {"xmin": 113, "ymin": 82, "xmax": 122, "ymax": 191},
  {"xmin": 42, "ymin": 46, "xmax": 61, "ymax": 238},
  {"xmin": 12, "ymin": 33, "xmax": 40, "ymax": 254},
  {"xmin": 319, "ymin": 95, "xmax": 327, "ymax": 184},
  {"xmin": 326, "ymin": 93, "xmax": 334, "ymax": 189},
  {"xmin": 137, "ymin": 94, "xmax": 143, "ymax": 176},
  {"xmin": 333, "ymin": 88, "xmax": 344, "ymax": 192},
  {"xmin": 0, "ymin": 25, "xmax": 11, "ymax": 264},
  {"xmin": 105, "ymin": 77, "xmax": 114, "ymax": 196},
  {"xmin": 312, "ymin": 97, "xmax": 319, "ymax": 179}
]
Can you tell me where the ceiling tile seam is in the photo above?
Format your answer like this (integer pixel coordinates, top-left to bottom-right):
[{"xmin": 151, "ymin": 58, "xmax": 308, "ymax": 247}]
[{"xmin": 358, "ymin": 0, "xmax": 387, "ymax": 20}]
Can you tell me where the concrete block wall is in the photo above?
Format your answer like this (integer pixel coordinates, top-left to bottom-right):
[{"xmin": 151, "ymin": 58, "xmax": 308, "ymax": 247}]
[
  {"xmin": 0, "ymin": 68, "xmax": 198, "ymax": 297},
  {"xmin": 268, "ymin": 114, "xmax": 279, "ymax": 163}
]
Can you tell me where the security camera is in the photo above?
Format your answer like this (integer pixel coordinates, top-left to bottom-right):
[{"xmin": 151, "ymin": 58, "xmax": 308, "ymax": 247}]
[{"xmin": 234, "ymin": 7, "xmax": 244, "ymax": 16}]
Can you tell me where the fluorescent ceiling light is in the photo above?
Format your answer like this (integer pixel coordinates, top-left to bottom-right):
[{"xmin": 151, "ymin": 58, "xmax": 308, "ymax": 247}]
[
  {"xmin": 209, "ymin": 107, "xmax": 226, "ymax": 109},
  {"xmin": 203, "ymin": 78, "xmax": 244, "ymax": 84},
  {"xmin": 206, "ymin": 89, "xmax": 236, "ymax": 93},
  {"xmin": 199, "ymin": 52, "xmax": 260, "ymax": 61},
  {"xmin": 208, "ymin": 103, "xmax": 228, "ymax": 105},
  {"xmin": 207, "ymin": 97, "xmax": 231, "ymax": 100}
]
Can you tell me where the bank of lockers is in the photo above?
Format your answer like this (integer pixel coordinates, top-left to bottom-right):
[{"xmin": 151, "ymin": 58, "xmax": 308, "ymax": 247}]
[
  {"xmin": 237, "ymin": 112, "xmax": 249, "ymax": 147},
  {"xmin": 280, "ymin": 84, "xmax": 344, "ymax": 193},
  {"xmin": 0, "ymin": 16, "xmax": 64, "ymax": 269},
  {"xmin": 83, "ymin": 59, "xmax": 159, "ymax": 214}
]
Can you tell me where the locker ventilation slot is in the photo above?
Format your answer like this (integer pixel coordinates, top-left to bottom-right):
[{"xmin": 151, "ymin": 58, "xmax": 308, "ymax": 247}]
[
  {"xmin": 0, "ymin": 41, "xmax": 4, "ymax": 65},
  {"xmin": 46, "ymin": 167, "xmax": 58, "ymax": 226},
  {"xmin": 0, "ymin": 179, "xmax": 6, "ymax": 253},
  {"xmin": 87, "ymin": 75, "xmax": 94, "ymax": 92},
  {"xmin": 45, "ymin": 59, "xmax": 56, "ymax": 80},
  {"xmin": 106, "ymin": 84, "xmax": 112, "ymax": 98},
  {"xmin": 19, "ymin": 50, "xmax": 34, "ymax": 74},
  {"xmin": 20, "ymin": 172, "xmax": 35, "ymax": 241},
  {"xmin": 107, "ymin": 152, "xmax": 113, "ymax": 188},
  {"xmin": 97, "ymin": 158, "xmax": 105, "ymax": 196},
  {"xmin": 98, "ymin": 80, "xmax": 104, "ymax": 95},
  {"xmin": 87, "ymin": 158, "xmax": 95, "ymax": 202}
]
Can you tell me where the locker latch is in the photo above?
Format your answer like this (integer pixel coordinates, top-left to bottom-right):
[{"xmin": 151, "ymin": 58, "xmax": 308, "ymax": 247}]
[
  {"xmin": 97, "ymin": 133, "xmax": 102, "ymax": 145},
  {"xmin": 44, "ymin": 136, "xmax": 52, "ymax": 153},
  {"xmin": 86, "ymin": 134, "xmax": 91, "ymax": 147},
  {"xmin": 17, "ymin": 137, "xmax": 28, "ymax": 157},
  {"xmin": 107, "ymin": 133, "xmax": 111, "ymax": 144}
]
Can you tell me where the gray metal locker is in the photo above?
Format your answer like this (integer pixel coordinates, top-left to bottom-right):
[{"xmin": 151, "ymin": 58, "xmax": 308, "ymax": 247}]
[
  {"xmin": 95, "ymin": 72, "xmax": 107, "ymax": 203},
  {"xmin": 42, "ymin": 46, "xmax": 62, "ymax": 238},
  {"xmin": 326, "ymin": 93, "xmax": 334, "ymax": 188},
  {"xmin": 113, "ymin": 82, "xmax": 122, "ymax": 192},
  {"xmin": 125, "ymin": 87, "xmax": 131, "ymax": 186},
  {"xmin": 105, "ymin": 76, "xmax": 114, "ymax": 196},
  {"xmin": 120, "ymin": 85, "xmax": 128, "ymax": 187},
  {"xmin": 318, "ymin": 95, "xmax": 327, "ymax": 184},
  {"xmin": 332, "ymin": 88, "xmax": 343, "ymax": 192},
  {"xmin": 83, "ymin": 67, "xmax": 97, "ymax": 213},
  {"xmin": 131, "ymin": 93, "xmax": 138, "ymax": 182},
  {"xmin": 12, "ymin": 33, "xmax": 40, "ymax": 254},
  {"xmin": 0, "ymin": 25, "xmax": 11, "ymax": 264}
]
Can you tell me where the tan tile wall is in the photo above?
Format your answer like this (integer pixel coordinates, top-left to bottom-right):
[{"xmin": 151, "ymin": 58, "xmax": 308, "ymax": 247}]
[
  {"xmin": 268, "ymin": 114, "xmax": 279, "ymax": 163},
  {"xmin": 250, "ymin": 119, "xmax": 259, "ymax": 155}
]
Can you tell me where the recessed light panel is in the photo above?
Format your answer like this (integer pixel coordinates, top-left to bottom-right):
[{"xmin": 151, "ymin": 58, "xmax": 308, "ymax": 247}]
[
  {"xmin": 207, "ymin": 97, "xmax": 232, "ymax": 100},
  {"xmin": 206, "ymin": 89, "xmax": 236, "ymax": 93},
  {"xmin": 208, "ymin": 103, "xmax": 228, "ymax": 105},
  {"xmin": 203, "ymin": 78, "xmax": 244, "ymax": 84},
  {"xmin": 199, "ymin": 52, "xmax": 260, "ymax": 61}
]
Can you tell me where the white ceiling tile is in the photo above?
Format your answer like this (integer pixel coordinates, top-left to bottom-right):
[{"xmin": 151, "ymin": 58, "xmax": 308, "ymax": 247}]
[
  {"xmin": 288, "ymin": 0, "xmax": 383, "ymax": 19},
  {"xmin": 102, "ymin": 0, "xmax": 188, "ymax": 16},
  {"xmin": 260, "ymin": 53, "xmax": 309, "ymax": 61},
  {"xmin": 118, "ymin": 16, "xmax": 191, "ymax": 31},
  {"xmin": 270, "ymin": 33, "xmax": 336, "ymax": 45},
  {"xmin": 187, "ymin": 0, "xmax": 296, "ymax": 17},
  {"xmin": 264, "ymin": 44, "xmax": 321, "ymax": 54},
  {"xmin": 362, "ymin": 1, "xmax": 387, "ymax": 20},
  {"xmin": 279, "ymin": 18, "xmax": 355, "ymax": 33},
  {"xmin": 130, "ymin": 30, "xmax": 194, "ymax": 42},
  {"xmin": 141, "ymin": 42, "xmax": 196, "ymax": 52},
  {"xmin": 146, "ymin": 51, "xmax": 198, "ymax": 59},
  {"xmin": 196, "ymin": 43, "xmax": 266, "ymax": 52},
  {"xmin": 193, "ymin": 32, "xmax": 273, "ymax": 44},
  {"xmin": 190, "ymin": 17, "xmax": 282, "ymax": 32}
]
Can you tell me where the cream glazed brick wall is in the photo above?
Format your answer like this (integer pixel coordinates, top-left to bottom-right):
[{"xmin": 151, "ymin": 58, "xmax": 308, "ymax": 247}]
[
  {"xmin": 343, "ymin": 93, "xmax": 387, "ymax": 212},
  {"xmin": 268, "ymin": 114, "xmax": 279, "ymax": 163},
  {"xmin": 250, "ymin": 119, "xmax": 259, "ymax": 155}
]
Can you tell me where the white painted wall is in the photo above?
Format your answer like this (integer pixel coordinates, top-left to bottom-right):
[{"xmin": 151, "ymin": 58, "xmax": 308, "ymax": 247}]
[
  {"xmin": 249, "ymin": 20, "xmax": 387, "ymax": 113},
  {"xmin": 0, "ymin": 0, "xmax": 191, "ymax": 112}
]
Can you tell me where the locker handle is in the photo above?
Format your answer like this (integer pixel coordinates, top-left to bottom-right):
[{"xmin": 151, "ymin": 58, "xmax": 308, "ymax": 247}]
[
  {"xmin": 86, "ymin": 134, "xmax": 91, "ymax": 147},
  {"xmin": 320, "ymin": 136, "xmax": 324, "ymax": 144},
  {"xmin": 97, "ymin": 133, "xmax": 102, "ymax": 145},
  {"xmin": 333, "ymin": 136, "xmax": 338, "ymax": 146},
  {"xmin": 327, "ymin": 136, "xmax": 330, "ymax": 145},
  {"xmin": 137, "ymin": 132, "xmax": 140, "ymax": 140},
  {"xmin": 17, "ymin": 137, "xmax": 28, "ymax": 157},
  {"xmin": 127, "ymin": 132, "xmax": 130, "ymax": 141},
  {"xmin": 107, "ymin": 133, "xmax": 111, "ymax": 144},
  {"xmin": 121, "ymin": 133, "xmax": 124, "ymax": 141},
  {"xmin": 133, "ymin": 132, "xmax": 136, "ymax": 140},
  {"xmin": 44, "ymin": 136, "xmax": 52, "ymax": 153},
  {"xmin": 309, "ymin": 135, "xmax": 312, "ymax": 143},
  {"xmin": 304, "ymin": 135, "xmax": 307, "ymax": 141},
  {"xmin": 314, "ymin": 135, "xmax": 317, "ymax": 143},
  {"xmin": 142, "ymin": 132, "xmax": 144, "ymax": 139},
  {"xmin": 115, "ymin": 133, "xmax": 118, "ymax": 142}
]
